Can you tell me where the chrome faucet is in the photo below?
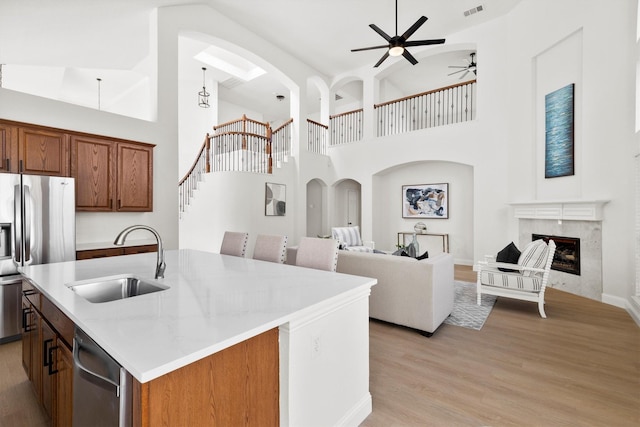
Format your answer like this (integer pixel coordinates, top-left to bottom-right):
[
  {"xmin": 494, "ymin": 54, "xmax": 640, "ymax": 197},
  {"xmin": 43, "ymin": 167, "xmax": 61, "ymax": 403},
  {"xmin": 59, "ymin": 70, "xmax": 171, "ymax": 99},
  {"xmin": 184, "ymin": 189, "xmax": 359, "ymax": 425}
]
[{"xmin": 114, "ymin": 225, "xmax": 166, "ymax": 279}]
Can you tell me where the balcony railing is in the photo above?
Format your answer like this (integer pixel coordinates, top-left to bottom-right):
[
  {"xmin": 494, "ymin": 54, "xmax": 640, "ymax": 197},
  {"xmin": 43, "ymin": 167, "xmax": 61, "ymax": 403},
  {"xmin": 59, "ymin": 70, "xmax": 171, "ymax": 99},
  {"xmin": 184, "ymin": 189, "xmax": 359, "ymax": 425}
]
[
  {"xmin": 307, "ymin": 119, "xmax": 328, "ymax": 155},
  {"xmin": 330, "ymin": 109, "xmax": 363, "ymax": 146},
  {"xmin": 375, "ymin": 80, "xmax": 476, "ymax": 137}
]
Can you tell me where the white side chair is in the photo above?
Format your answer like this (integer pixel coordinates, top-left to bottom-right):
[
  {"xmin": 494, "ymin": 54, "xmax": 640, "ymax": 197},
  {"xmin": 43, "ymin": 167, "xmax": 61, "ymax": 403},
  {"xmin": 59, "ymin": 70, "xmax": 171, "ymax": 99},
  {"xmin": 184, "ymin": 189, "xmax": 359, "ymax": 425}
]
[
  {"xmin": 220, "ymin": 232, "xmax": 249, "ymax": 257},
  {"xmin": 253, "ymin": 234, "xmax": 288, "ymax": 264},
  {"xmin": 331, "ymin": 226, "xmax": 374, "ymax": 252},
  {"xmin": 476, "ymin": 239, "xmax": 556, "ymax": 318},
  {"xmin": 295, "ymin": 237, "xmax": 339, "ymax": 272}
]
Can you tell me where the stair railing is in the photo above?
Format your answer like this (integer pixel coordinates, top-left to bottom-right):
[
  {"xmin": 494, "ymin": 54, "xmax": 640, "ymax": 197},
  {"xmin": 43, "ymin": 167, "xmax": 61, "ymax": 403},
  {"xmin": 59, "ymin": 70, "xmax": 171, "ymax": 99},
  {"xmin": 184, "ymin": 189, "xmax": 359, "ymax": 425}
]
[
  {"xmin": 272, "ymin": 118, "xmax": 293, "ymax": 166},
  {"xmin": 178, "ymin": 134, "xmax": 210, "ymax": 215}
]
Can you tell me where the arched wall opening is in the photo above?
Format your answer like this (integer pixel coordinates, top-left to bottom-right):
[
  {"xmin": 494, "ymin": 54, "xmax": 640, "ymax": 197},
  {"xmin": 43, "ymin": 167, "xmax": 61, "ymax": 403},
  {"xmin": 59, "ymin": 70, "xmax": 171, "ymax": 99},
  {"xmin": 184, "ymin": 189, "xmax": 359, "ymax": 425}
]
[
  {"xmin": 332, "ymin": 178, "xmax": 363, "ymax": 230},
  {"xmin": 372, "ymin": 160, "xmax": 474, "ymax": 264},
  {"xmin": 306, "ymin": 178, "xmax": 327, "ymax": 238}
]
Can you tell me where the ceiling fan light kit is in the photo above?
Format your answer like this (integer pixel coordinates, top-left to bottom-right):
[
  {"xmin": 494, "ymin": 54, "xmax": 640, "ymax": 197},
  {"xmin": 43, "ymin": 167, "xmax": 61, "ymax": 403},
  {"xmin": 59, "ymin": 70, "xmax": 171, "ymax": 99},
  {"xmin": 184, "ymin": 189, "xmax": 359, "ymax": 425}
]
[{"xmin": 351, "ymin": 0, "xmax": 445, "ymax": 67}]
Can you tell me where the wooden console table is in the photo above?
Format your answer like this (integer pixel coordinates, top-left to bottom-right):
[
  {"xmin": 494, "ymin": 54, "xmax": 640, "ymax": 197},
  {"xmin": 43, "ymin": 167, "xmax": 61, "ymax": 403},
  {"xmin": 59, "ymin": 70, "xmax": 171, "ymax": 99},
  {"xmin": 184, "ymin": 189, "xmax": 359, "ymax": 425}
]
[{"xmin": 397, "ymin": 232, "xmax": 449, "ymax": 253}]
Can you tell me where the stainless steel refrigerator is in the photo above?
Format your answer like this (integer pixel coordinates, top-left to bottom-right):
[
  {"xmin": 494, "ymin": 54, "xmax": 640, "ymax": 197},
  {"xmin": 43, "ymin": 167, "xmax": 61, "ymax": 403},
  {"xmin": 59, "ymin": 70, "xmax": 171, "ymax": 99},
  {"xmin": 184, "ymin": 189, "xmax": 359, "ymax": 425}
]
[{"xmin": 0, "ymin": 173, "xmax": 75, "ymax": 343}]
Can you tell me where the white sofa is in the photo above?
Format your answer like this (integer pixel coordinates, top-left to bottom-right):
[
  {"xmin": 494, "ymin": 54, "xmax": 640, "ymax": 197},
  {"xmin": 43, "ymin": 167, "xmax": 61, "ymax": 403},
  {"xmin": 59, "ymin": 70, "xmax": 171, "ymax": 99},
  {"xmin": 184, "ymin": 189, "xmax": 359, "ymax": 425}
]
[{"xmin": 287, "ymin": 247, "xmax": 454, "ymax": 336}]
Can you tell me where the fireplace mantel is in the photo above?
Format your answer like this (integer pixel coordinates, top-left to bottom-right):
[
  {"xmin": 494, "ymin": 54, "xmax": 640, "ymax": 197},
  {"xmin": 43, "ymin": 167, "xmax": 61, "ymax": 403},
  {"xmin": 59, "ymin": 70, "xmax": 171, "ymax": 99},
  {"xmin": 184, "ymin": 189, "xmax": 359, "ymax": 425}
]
[{"xmin": 508, "ymin": 200, "xmax": 609, "ymax": 221}]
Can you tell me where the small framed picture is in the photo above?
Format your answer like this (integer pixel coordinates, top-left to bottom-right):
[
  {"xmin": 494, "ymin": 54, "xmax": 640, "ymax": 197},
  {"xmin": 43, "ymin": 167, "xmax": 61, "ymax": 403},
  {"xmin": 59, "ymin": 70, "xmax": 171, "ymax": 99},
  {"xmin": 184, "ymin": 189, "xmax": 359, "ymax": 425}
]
[
  {"xmin": 402, "ymin": 183, "xmax": 448, "ymax": 219},
  {"xmin": 265, "ymin": 182, "xmax": 286, "ymax": 216}
]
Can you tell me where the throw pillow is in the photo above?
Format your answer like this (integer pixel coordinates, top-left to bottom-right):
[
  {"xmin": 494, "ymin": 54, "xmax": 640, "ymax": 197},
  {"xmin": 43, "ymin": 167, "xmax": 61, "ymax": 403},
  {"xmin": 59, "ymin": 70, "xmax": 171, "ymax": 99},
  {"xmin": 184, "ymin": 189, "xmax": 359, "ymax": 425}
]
[
  {"xmin": 496, "ymin": 242, "xmax": 521, "ymax": 272},
  {"xmin": 417, "ymin": 251, "xmax": 429, "ymax": 260},
  {"xmin": 518, "ymin": 239, "xmax": 549, "ymax": 276}
]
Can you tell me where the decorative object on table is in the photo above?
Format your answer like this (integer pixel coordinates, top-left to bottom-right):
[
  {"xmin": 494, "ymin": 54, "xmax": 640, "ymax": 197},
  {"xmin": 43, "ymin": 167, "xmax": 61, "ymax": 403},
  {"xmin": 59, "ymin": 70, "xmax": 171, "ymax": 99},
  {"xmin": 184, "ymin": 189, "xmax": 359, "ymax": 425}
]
[
  {"xmin": 545, "ymin": 83, "xmax": 574, "ymax": 178},
  {"xmin": 265, "ymin": 182, "xmax": 286, "ymax": 216},
  {"xmin": 443, "ymin": 281, "xmax": 496, "ymax": 331},
  {"xmin": 406, "ymin": 232, "xmax": 420, "ymax": 258},
  {"xmin": 414, "ymin": 222, "xmax": 427, "ymax": 233},
  {"xmin": 402, "ymin": 183, "xmax": 448, "ymax": 218}
]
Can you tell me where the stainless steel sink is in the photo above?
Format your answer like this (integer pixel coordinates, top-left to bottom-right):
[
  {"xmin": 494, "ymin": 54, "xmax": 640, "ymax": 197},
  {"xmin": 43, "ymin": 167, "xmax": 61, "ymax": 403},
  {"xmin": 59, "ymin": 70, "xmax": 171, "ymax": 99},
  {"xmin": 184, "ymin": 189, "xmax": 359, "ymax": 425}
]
[{"xmin": 67, "ymin": 274, "xmax": 169, "ymax": 303}]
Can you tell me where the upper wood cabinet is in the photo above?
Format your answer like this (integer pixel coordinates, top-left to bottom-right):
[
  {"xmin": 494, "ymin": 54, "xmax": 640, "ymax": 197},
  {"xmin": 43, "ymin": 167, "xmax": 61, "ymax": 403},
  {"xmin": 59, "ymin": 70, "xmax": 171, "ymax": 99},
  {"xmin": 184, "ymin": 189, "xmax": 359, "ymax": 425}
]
[
  {"xmin": 1, "ymin": 119, "xmax": 154, "ymax": 211},
  {"xmin": 18, "ymin": 127, "xmax": 69, "ymax": 176},
  {"xmin": 70, "ymin": 135, "xmax": 115, "ymax": 211},
  {"xmin": 71, "ymin": 136, "xmax": 153, "ymax": 212},
  {"xmin": 0, "ymin": 122, "xmax": 17, "ymax": 173},
  {"xmin": 117, "ymin": 142, "xmax": 153, "ymax": 211}
]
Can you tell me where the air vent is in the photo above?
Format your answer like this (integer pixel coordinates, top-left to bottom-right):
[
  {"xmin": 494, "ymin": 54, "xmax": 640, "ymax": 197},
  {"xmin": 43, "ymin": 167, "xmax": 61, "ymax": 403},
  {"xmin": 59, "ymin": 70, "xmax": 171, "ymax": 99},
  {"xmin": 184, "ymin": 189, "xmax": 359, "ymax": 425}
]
[
  {"xmin": 335, "ymin": 93, "xmax": 343, "ymax": 101},
  {"xmin": 464, "ymin": 5, "xmax": 484, "ymax": 17}
]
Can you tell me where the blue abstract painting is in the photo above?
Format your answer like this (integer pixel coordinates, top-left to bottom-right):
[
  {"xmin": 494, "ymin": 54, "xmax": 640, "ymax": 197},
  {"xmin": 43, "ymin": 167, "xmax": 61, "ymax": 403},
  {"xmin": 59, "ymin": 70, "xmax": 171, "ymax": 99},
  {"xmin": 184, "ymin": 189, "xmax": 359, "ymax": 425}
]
[{"xmin": 545, "ymin": 83, "xmax": 575, "ymax": 178}]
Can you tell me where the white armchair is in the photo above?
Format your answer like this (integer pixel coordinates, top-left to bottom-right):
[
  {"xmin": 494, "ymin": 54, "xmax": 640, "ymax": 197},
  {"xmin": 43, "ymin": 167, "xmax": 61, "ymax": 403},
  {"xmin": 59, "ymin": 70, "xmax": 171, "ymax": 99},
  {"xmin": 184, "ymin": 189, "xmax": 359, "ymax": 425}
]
[
  {"xmin": 476, "ymin": 239, "xmax": 556, "ymax": 318},
  {"xmin": 331, "ymin": 226, "xmax": 375, "ymax": 253}
]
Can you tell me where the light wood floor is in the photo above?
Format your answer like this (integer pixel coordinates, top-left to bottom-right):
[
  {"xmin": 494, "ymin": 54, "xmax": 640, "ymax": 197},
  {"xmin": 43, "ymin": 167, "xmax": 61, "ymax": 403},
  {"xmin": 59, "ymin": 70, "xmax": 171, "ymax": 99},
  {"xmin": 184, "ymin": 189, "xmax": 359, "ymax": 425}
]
[{"xmin": 1, "ymin": 265, "xmax": 638, "ymax": 426}]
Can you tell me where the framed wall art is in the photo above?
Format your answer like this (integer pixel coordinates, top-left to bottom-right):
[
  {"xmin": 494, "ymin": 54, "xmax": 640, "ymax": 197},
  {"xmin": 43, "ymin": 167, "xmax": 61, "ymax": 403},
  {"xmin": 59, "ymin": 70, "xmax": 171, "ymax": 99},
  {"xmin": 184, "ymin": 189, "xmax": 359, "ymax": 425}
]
[
  {"xmin": 265, "ymin": 182, "xmax": 286, "ymax": 216},
  {"xmin": 545, "ymin": 83, "xmax": 575, "ymax": 178},
  {"xmin": 402, "ymin": 183, "xmax": 448, "ymax": 219}
]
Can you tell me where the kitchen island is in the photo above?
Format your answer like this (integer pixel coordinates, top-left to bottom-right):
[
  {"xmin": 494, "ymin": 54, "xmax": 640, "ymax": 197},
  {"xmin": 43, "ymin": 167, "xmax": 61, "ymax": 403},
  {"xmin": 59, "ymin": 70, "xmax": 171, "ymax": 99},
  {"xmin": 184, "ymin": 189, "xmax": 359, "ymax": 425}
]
[{"xmin": 19, "ymin": 249, "xmax": 376, "ymax": 426}]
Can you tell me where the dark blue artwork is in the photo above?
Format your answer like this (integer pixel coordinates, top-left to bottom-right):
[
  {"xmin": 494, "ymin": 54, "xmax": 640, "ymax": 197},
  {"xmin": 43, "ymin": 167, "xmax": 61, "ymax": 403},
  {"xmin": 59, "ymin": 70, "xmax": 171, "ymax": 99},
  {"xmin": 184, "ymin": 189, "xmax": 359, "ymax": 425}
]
[{"xmin": 545, "ymin": 84, "xmax": 575, "ymax": 178}]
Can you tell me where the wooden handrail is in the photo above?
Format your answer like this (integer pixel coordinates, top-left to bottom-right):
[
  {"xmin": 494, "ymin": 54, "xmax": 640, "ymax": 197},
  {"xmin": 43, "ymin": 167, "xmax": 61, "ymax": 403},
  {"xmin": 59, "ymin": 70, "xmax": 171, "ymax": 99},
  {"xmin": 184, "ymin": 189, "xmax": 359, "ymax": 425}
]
[
  {"xmin": 306, "ymin": 118, "xmax": 328, "ymax": 129},
  {"xmin": 213, "ymin": 114, "xmax": 270, "ymax": 132},
  {"xmin": 330, "ymin": 108, "xmax": 363, "ymax": 120},
  {"xmin": 178, "ymin": 134, "xmax": 210, "ymax": 186},
  {"xmin": 273, "ymin": 118, "xmax": 294, "ymax": 133},
  {"xmin": 212, "ymin": 130, "xmax": 270, "ymax": 140},
  {"xmin": 374, "ymin": 80, "xmax": 477, "ymax": 109}
]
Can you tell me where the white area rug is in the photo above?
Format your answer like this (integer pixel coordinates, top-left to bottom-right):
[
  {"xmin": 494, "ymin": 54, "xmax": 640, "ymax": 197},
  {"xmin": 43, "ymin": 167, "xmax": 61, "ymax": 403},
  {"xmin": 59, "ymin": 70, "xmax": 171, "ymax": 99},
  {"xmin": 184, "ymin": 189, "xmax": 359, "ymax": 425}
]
[{"xmin": 443, "ymin": 281, "xmax": 497, "ymax": 331}]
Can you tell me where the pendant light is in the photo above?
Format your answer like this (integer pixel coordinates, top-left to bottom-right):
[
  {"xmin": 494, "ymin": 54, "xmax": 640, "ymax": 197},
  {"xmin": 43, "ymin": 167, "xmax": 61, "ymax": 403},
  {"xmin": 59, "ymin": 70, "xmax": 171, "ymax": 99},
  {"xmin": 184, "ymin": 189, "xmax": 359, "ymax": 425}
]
[{"xmin": 198, "ymin": 67, "xmax": 210, "ymax": 108}]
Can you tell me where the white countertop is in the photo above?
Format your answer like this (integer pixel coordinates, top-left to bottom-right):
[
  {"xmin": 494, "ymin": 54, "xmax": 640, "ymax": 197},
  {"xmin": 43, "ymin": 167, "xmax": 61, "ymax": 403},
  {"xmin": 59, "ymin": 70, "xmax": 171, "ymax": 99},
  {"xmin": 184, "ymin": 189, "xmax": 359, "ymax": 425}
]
[{"xmin": 19, "ymin": 249, "xmax": 376, "ymax": 383}]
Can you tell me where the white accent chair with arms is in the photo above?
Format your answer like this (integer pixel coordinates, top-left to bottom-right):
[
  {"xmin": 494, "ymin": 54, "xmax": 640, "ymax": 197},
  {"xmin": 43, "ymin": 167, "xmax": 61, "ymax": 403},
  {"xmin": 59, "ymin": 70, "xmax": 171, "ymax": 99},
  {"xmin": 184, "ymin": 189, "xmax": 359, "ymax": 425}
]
[
  {"xmin": 331, "ymin": 226, "xmax": 375, "ymax": 253},
  {"xmin": 476, "ymin": 239, "xmax": 556, "ymax": 318}
]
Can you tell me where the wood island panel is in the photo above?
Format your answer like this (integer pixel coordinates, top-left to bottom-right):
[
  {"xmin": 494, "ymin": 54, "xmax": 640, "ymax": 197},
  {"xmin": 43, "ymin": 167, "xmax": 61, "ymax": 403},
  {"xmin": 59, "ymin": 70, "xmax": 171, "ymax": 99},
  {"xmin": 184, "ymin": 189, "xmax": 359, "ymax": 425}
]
[{"xmin": 133, "ymin": 328, "xmax": 279, "ymax": 427}]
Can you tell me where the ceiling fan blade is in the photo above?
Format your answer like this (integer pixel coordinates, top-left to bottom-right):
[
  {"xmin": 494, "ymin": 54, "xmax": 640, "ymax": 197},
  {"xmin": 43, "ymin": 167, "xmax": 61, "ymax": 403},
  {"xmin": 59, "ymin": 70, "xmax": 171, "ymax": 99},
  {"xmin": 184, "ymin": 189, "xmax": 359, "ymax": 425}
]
[
  {"xmin": 402, "ymin": 49, "xmax": 418, "ymax": 65},
  {"xmin": 373, "ymin": 51, "xmax": 390, "ymax": 68},
  {"xmin": 404, "ymin": 39, "xmax": 446, "ymax": 47},
  {"xmin": 351, "ymin": 44, "xmax": 391, "ymax": 52},
  {"xmin": 448, "ymin": 65, "xmax": 467, "ymax": 69},
  {"xmin": 401, "ymin": 16, "xmax": 428, "ymax": 40},
  {"xmin": 369, "ymin": 24, "xmax": 392, "ymax": 41},
  {"xmin": 460, "ymin": 70, "xmax": 470, "ymax": 80},
  {"xmin": 448, "ymin": 68, "xmax": 467, "ymax": 76}
]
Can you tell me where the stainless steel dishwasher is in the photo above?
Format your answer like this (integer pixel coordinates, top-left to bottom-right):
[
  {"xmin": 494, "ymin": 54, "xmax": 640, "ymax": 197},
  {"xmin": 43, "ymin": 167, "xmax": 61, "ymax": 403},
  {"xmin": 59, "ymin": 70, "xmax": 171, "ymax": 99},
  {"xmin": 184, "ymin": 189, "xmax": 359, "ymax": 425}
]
[{"xmin": 73, "ymin": 327, "xmax": 132, "ymax": 426}]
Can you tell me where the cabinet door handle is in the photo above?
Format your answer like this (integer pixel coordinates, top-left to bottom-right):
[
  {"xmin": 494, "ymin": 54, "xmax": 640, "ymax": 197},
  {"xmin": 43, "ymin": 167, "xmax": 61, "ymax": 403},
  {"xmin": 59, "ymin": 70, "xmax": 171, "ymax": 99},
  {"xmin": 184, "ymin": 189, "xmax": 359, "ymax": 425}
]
[
  {"xmin": 43, "ymin": 338, "xmax": 54, "ymax": 367},
  {"xmin": 48, "ymin": 346, "xmax": 59, "ymax": 375},
  {"xmin": 5, "ymin": 158, "xmax": 9, "ymax": 170},
  {"xmin": 22, "ymin": 289, "xmax": 37, "ymax": 296},
  {"xmin": 22, "ymin": 307, "xmax": 32, "ymax": 332},
  {"xmin": 110, "ymin": 199, "xmax": 113, "ymax": 209}
]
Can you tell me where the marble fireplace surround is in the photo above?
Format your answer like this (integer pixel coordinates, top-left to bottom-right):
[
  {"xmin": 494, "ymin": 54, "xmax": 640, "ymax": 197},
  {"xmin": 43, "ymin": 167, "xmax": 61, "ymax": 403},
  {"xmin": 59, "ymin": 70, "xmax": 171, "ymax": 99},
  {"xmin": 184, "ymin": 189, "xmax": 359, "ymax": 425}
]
[{"xmin": 509, "ymin": 200, "xmax": 609, "ymax": 301}]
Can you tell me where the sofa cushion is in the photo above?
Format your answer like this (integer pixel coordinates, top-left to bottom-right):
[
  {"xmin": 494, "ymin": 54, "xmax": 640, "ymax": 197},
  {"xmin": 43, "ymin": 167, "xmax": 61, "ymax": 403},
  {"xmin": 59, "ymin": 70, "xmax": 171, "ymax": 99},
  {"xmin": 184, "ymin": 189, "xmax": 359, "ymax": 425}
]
[
  {"xmin": 518, "ymin": 239, "xmax": 549, "ymax": 276},
  {"xmin": 496, "ymin": 242, "xmax": 520, "ymax": 272},
  {"xmin": 331, "ymin": 226, "xmax": 363, "ymax": 247},
  {"xmin": 480, "ymin": 269, "xmax": 542, "ymax": 292}
]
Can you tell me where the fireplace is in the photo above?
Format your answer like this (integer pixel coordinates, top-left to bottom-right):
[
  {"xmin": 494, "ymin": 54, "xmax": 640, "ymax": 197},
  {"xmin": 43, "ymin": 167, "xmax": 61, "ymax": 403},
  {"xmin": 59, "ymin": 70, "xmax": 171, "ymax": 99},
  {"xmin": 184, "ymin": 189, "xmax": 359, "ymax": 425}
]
[{"xmin": 532, "ymin": 234, "xmax": 580, "ymax": 275}]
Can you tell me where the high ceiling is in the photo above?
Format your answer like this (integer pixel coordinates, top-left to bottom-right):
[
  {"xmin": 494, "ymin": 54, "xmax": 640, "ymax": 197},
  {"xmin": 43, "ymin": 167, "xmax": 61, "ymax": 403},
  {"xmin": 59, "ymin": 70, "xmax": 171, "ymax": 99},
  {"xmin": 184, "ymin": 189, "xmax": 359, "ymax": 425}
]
[{"xmin": 0, "ymin": 0, "xmax": 521, "ymax": 121}]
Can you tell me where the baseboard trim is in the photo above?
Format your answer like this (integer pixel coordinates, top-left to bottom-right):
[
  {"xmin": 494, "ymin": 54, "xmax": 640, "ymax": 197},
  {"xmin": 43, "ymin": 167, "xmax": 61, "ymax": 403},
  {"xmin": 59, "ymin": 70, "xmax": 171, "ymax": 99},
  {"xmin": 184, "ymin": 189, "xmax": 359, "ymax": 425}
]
[{"xmin": 335, "ymin": 393, "xmax": 372, "ymax": 427}]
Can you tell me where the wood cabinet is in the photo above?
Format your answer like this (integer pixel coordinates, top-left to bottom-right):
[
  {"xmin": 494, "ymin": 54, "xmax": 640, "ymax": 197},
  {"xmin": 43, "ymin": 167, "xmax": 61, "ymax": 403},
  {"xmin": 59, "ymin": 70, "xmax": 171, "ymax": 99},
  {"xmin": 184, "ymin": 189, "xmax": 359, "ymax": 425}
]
[
  {"xmin": 1, "ymin": 119, "xmax": 154, "ymax": 212},
  {"xmin": 18, "ymin": 127, "xmax": 69, "ymax": 176},
  {"xmin": 71, "ymin": 135, "xmax": 153, "ymax": 212},
  {"xmin": 0, "ymin": 122, "xmax": 17, "ymax": 172},
  {"xmin": 133, "ymin": 328, "xmax": 279, "ymax": 427},
  {"xmin": 116, "ymin": 142, "xmax": 153, "ymax": 211},
  {"xmin": 76, "ymin": 244, "xmax": 158, "ymax": 260},
  {"xmin": 0, "ymin": 122, "xmax": 68, "ymax": 175},
  {"xmin": 21, "ymin": 282, "xmax": 74, "ymax": 427},
  {"xmin": 70, "ymin": 135, "xmax": 115, "ymax": 211}
]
